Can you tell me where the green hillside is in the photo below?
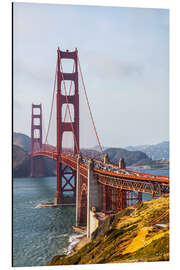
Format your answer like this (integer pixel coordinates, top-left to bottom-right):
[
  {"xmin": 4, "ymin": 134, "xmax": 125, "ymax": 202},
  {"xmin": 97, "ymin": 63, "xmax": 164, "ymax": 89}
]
[{"xmin": 48, "ymin": 196, "xmax": 169, "ymax": 265}]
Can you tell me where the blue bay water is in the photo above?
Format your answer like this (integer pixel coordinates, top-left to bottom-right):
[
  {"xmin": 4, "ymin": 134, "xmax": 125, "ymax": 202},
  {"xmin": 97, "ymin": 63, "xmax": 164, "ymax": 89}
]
[
  {"xmin": 13, "ymin": 176, "xmax": 76, "ymax": 267},
  {"xmin": 13, "ymin": 169, "xmax": 169, "ymax": 267}
]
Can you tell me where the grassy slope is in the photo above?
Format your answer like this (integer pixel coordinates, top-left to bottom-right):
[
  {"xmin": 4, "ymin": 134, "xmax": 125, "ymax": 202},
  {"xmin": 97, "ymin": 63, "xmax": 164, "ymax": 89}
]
[{"xmin": 48, "ymin": 195, "xmax": 169, "ymax": 265}]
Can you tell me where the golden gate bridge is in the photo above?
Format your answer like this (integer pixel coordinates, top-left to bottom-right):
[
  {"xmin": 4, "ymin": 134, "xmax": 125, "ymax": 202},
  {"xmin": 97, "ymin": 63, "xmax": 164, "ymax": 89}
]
[{"xmin": 30, "ymin": 48, "xmax": 169, "ymax": 237}]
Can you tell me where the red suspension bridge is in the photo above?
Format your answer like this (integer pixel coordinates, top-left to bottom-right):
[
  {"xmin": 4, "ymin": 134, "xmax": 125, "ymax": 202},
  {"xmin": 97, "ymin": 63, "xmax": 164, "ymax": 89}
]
[{"xmin": 30, "ymin": 48, "xmax": 169, "ymax": 236}]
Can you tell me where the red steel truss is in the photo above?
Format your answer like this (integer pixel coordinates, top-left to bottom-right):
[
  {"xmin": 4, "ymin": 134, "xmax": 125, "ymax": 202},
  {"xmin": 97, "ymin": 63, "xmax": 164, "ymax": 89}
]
[{"xmin": 95, "ymin": 171, "xmax": 169, "ymax": 197}]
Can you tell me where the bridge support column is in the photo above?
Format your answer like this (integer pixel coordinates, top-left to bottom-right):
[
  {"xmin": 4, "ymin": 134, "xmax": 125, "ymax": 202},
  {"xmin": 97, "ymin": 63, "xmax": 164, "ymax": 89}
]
[
  {"xmin": 54, "ymin": 160, "xmax": 62, "ymax": 205},
  {"xmin": 76, "ymin": 154, "xmax": 82, "ymax": 226},
  {"xmin": 102, "ymin": 185, "xmax": 106, "ymax": 213},
  {"xmin": 87, "ymin": 159, "xmax": 102, "ymax": 238},
  {"xmin": 119, "ymin": 158, "xmax": 126, "ymax": 169}
]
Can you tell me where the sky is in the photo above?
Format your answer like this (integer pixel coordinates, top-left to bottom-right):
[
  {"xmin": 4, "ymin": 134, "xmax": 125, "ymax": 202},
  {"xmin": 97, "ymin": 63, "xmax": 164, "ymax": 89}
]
[{"xmin": 13, "ymin": 2, "xmax": 169, "ymax": 148}]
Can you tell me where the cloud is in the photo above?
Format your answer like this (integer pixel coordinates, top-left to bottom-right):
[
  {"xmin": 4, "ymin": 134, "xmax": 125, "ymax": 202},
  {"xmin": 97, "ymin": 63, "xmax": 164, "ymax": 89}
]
[
  {"xmin": 14, "ymin": 58, "xmax": 54, "ymax": 86},
  {"xmin": 86, "ymin": 52, "xmax": 143, "ymax": 80}
]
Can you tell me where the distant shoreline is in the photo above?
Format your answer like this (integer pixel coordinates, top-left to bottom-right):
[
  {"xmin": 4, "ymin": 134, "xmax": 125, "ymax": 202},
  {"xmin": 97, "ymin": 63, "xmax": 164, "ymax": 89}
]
[{"xmin": 127, "ymin": 166, "xmax": 169, "ymax": 170}]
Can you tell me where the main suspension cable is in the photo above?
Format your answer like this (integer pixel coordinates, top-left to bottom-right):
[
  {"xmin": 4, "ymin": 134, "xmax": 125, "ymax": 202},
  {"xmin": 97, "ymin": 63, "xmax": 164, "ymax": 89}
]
[{"xmin": 44, "ymin": 60, "xmax": 58, "ymax": 145}]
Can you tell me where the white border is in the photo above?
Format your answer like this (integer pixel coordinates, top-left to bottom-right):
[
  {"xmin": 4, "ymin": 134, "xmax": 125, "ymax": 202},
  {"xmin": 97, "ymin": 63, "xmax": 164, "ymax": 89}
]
[
  {"xmin": 9, "ymin": 0, "xmax": 173, "ymax": 9},
  {"xmin": 1, "ymin": 0, "xmax": 179, "ymax": 269}
]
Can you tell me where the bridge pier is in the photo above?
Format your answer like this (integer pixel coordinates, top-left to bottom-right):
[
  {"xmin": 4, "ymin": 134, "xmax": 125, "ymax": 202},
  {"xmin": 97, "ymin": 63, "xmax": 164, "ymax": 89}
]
[
  {"xmin": 87, "ymin": 159, "xmax": 102, "ymax": 238},
  {"xmin": 76, "ymin": 155, "xmax": 82, "ymax": 226},
  {"xmin": 54, "ymin": 160, "xmax": 62, "ymax": 205},
  {"xmin": 54, "ymin": 160, "xmax": 76, "ymax": 205},
  {"xmin": 54, "ymin": 192, "xmax": 61, "ymax": 205}
]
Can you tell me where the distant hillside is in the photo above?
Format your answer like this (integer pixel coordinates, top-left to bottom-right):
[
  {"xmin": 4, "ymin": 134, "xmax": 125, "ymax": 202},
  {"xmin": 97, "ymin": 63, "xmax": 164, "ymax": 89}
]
[
  {"xmin": 13, "ymin": 133, "xmax": 169, "ymax": 171},
  {"xmin": 13, "ymin": 132, "xmax": 31, "ymax": 152},
  {"xmin": 126, "ymin": 141, "xmax": 169, "ymax": 160},
  {"xmin": 13, "ymin": 133, "xmax": 169, "ymax": 162},
  {"xmin": 13, "ymin": 145, "xmax": 31, "ymax": 177},
  {"xmin": 104, "ymin": 148, "xmax": 169, "ymax": 169},
  {"xmin": 104, "ymin": 148, "xmax": 152, "ymax": 166},
  {"xmin": 13, "ymin": 144, "xmax": 56, "ymax": 178}
]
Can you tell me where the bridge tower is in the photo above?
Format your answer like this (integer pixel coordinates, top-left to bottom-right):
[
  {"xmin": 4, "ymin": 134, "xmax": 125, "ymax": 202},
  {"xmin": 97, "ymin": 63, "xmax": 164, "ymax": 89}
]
[
  {"xmin": 54, "ymin": 48, "xmax": 79, "ymax": 205},
  {"xmin": 30, "ymin": 104, "xmax": 43, "ymax": 177}
]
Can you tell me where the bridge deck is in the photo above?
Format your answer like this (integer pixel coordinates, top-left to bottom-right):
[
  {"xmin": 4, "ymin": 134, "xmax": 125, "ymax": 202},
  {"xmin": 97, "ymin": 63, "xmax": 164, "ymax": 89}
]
[{"xmin": 31, "ymin": 149, "xmax": 169, "ymax": 187}]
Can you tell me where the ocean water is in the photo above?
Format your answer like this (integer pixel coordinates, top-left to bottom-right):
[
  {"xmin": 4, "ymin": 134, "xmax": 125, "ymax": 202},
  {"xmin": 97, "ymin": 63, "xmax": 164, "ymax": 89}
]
[
  {"xmin": 13, "ymin": 169, "xmax": 169, "ymax": 267},
  {"xmin": 13, "ymin": 177, "xmax": 79, "ymax": 267}
]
